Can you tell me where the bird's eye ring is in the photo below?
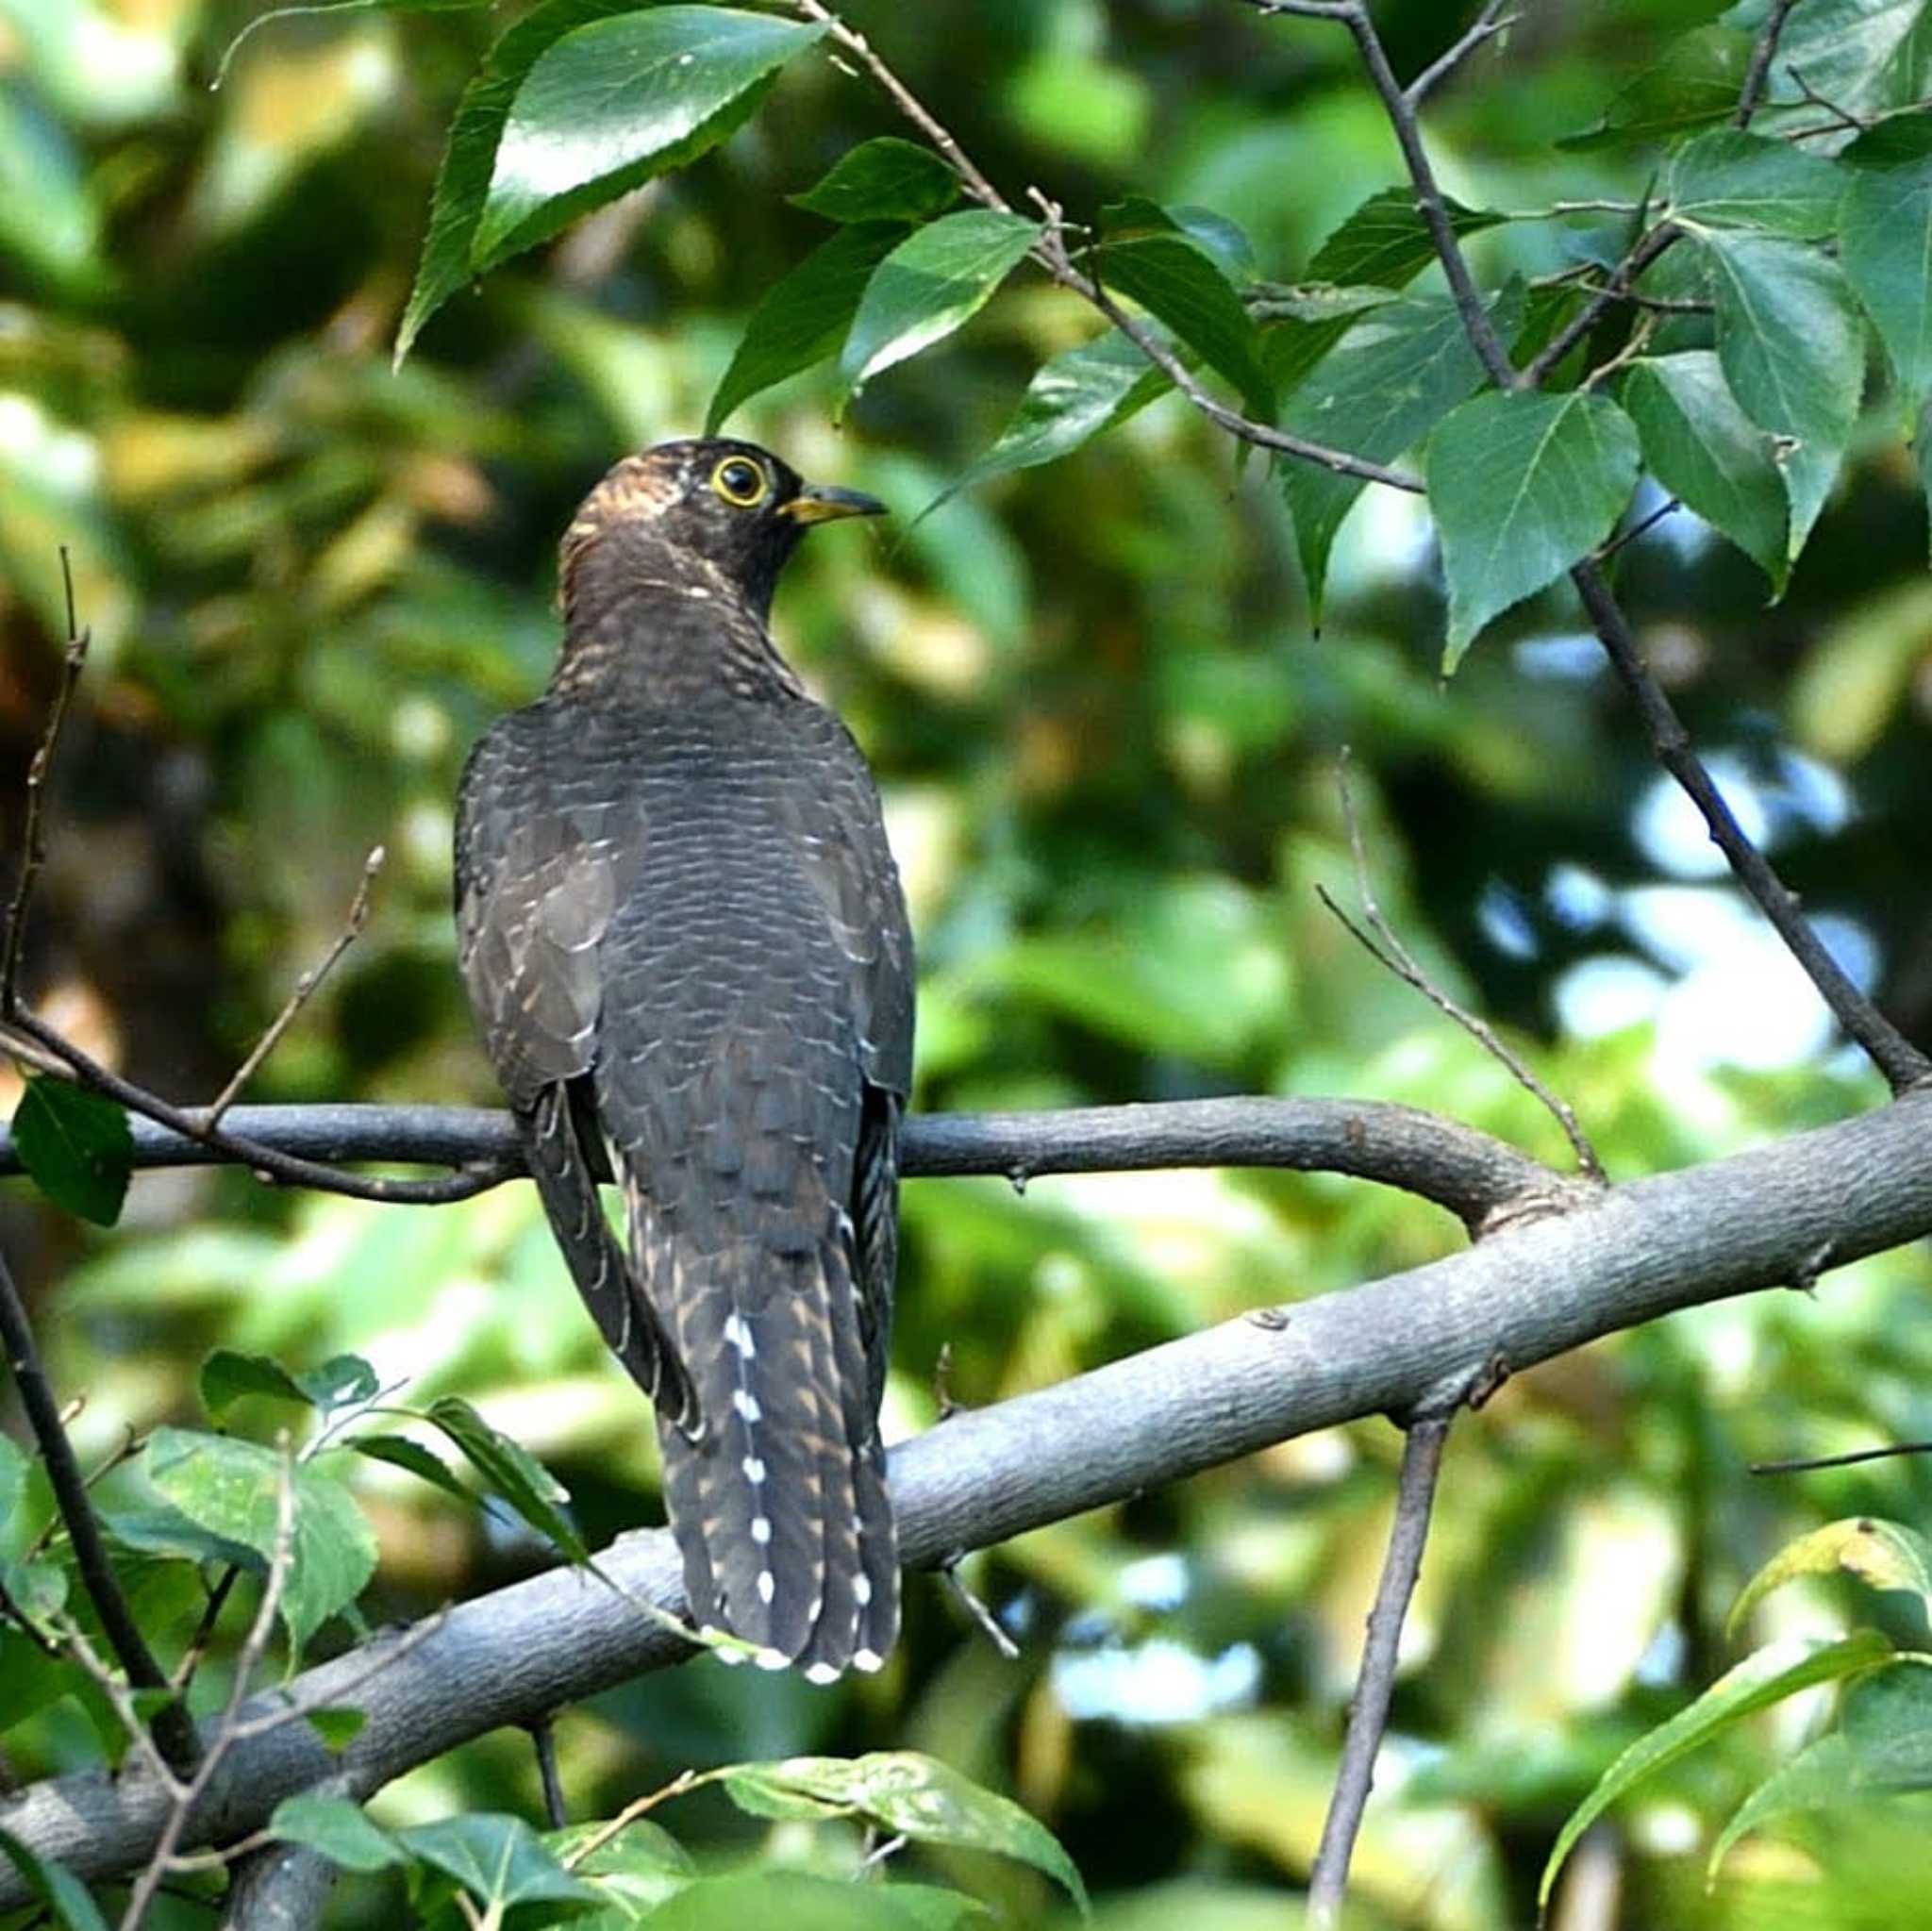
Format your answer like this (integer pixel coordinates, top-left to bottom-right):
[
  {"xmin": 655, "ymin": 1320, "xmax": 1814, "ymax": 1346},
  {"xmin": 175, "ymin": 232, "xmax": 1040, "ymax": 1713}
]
[{"xmin": 711, "ymin": 457, "xmax": 769, "ymax": 508}]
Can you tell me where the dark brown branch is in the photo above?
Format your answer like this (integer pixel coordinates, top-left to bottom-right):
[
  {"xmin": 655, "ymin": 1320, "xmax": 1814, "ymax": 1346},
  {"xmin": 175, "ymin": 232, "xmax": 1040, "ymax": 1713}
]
[
  {"xmin": 0, "ymin": 1095, "xmax": 1567, "ymax": 1237},
  {"xmin": 1735, "ymin": 0, "xmax": 1803, "ymax": 128},
  {"xmin": 5, "ymin": 1085, "xmax": 1929, "ymax": 1902},
  {"xmin": 0, "ymin": 1247, "xmax": 199, "ymax": 1778},
  {"xmin": 1571, "ymin": 564, "xmax": 1930, "ymax": 1092},
  {"xmin": 1307, "ymin": 1406, "xmax": 1457, "ymax": 1924}
]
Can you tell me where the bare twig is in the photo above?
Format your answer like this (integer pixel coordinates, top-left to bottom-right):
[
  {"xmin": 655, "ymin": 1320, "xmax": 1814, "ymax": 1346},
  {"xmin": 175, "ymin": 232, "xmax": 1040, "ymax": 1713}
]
[
  {"xmin": 171, "ymin": 1568, "xmax": 243, "ymax": 1692},
  {"xmin": 1406, "ymin": 2, "xmax": 1518, "ymax": 108},
  {"xmin": 1520, "ymin": 225, "xmax": 1681, "ymax": 389},
  {"xmin": 1735, "ymin": 0, "xmax": 1804, "ymax": 128},
  {"xmin": 559, "ymin": 1772, "xmax": 701, "ymax": 1872},
  {"xmin": 122, "ymin": 1447, "xmax": 298, "ymax": 1931},
  {"xmin": 2, "ymin": 549, "xmax": 91, "ymax": 1017},
  {"xmin": 1307, "ymin": 1407, "xmax": 1457, "ymax": 1925},
  {"xmin": 1593, "ymin": 496, "xmax": 1681, "ymax": 564},
  {"xmin": 1571, "ymin": 564, "xmax": 1930, "ymax": 1092},
  {"xmin": 1751, "ymin": 1440, "xmax": 1932, "ymax": 1474},
  {"xmin": 937, "ymin": 1556, "xmax": 1020, "ymax": 1660},
  {"xmin": 0, "ymin": 1246, "xmax": 199, "ymax": 1777},
  {"xmin": 1320, "ymin": 758, "xmax": 1605, "ymax": 1183},
  {"xmin": 208, "ymin": 847, "xmax": 385, "ymax": 1127},
  {"xmin": 529, "ymin": 1720, "xmax": 568, "ymax": 1831},
  {"xmin": 1780, "ymin": 62, "xmax": 1867, "ymax": 134}
]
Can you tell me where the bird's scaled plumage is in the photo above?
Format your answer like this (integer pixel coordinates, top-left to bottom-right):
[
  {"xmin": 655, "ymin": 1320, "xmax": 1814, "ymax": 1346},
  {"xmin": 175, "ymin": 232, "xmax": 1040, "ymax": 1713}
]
[{"xmin": 454, "ymin": 439, "xmax": 912, "ymax": 1677}]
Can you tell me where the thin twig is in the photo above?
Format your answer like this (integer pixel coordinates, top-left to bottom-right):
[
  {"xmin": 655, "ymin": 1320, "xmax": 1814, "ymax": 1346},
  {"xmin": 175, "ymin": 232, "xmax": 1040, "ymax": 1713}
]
[
  {"xmin": 793, "ymin": 0, "xmax": 1424, "ymax": 496},
  {"xmin": 121, "ymin": 1447, "xmax": 299, "ymax": 1931},
  {"xmin": 0, "ymin": 1575, "xmax": 64, "ymax": 1656},
  {"xmin": 0, "ymin": 1246, "xmax": 200, "ymax": 1777},
  {"xmin": 2, "ymin": 550, "xmax": 91, "ymax": 1018},
  {"xmin": 530, "ymin": 1720, "xmax": 568, "ymax": 1831},
  {"xmin": 208, "ymin": 848, "xmax": 385, "ymax": 1126},
  {"xmin": 1780, "ymin": 61, "xmax": 1867, "ymax": 134},
  {"xmin": 938, "ymin": 1555, "xmax": 1021, "ymax": 1660},
  {"xmin": 1751, "ymin": 1440, "xmax": 1932, "ymax": 1475},
  {"xmin": 1571, "ymin": 564, "xmax": 1930, "ymax": 1091},
  {"xmin": 1521, "ymin": 225, "xmax": 1680, "ymax": 390},
  {"xmin": 1406, "ymin": 2, "xmax": 1518, "ymax": 109},
  {"xmin": 559, "ymin": 1772, "xmax": 702, "ymax": 1872},
  {"xmin": 23, "ymin": 1424, "xmax": 141, "ymax": 1561},
  {"xmin": 1593, "ymin": 496, "xmax": 1681, "ymax": 564},
  {"xmin": 1735, "ymin": 0, "xmax": 1804, "ymax": 129},
  {"xmin": 171, "ymin": 1569, "xmax": 242, "ymax": 1692},
  {"xmin": 1307, "ymin": 1409, "xmax": 1456, "ymax": 1927},
  {"xmin": 1321, "ymin": 757, "xmax": 1605, "ymax": 1183}
]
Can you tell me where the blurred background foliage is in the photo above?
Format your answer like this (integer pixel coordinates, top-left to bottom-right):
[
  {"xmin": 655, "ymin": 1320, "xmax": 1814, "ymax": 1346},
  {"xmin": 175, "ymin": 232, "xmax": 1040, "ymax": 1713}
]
[{"xmin": 2, "ymin": 0, "xmax": 1931, "ymax": 1925}]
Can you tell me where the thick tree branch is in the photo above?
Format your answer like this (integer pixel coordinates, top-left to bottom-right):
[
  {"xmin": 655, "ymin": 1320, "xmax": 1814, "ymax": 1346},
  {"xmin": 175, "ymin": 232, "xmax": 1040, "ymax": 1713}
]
[
  {"xmin": 4, "ymin": 1086, "xmax": 1930, "ymax": 1901},
  {"xmin": 0, "ymin": 1096, "xmax": 1565, "ymax": 1237}
]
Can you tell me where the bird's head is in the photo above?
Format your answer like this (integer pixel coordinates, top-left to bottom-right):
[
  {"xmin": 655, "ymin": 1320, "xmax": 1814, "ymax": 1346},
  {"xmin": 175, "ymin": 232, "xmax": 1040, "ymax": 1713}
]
[{"xmin": 558, "ymin": 438, "xmax": 886, "ymax": 626}]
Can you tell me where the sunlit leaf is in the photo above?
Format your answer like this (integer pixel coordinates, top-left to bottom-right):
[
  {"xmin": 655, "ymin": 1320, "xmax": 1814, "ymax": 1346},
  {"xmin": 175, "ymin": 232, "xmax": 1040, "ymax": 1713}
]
[
  {"xmin": 1728, "ymin": 1516, "xmax": 1932, "ymax": 1639},
  {"xmin": 1663, "ymin": 129, "xmax": 1844, "ymax": 237},
  {"xmin": 1561, "ymin": 25, "xmax": 1754, "ymax": 148},
  {"xmin": 1724, "ymin": 0, "xmax": 1930, "ymax": 118},
  {"xmin": 790, "ymin": 138, "xmax": 959, "ymax": 224},
  {"xmin": 1279, "ymin": 291, "xmax": 1512, "ymax": 625},
  {"xmin": 474, "ymin": 8, "xmax": 826, "ymax": 267},
  {"xmin": 1697, "ymin": 228, "xmax": 1865, "ymax": 556},
  {"xmin": 11, "ymin": 1078, "xmax": 132, "ymax": 1226},
  {"xmin": 0, "ymin": 1828, "xmax": 110, "ymax": 1931},
  {"xmin": 1306, "ymin": 185, "xmax": 1507, "ymax": 289},
  {"xmin": 1429, "ymin": 389, "xmax": 1641, "ymax": 667},
  {"xmin": 708, "ymin": 222, "xmax": 905, "ymax": 432},
  {"xmin": 144, "ymin": 1427, "xmax": 377, "ymax": 1655},
  {"xmin": 837, "ymin": 209, "xmax": 1040, "ymax": 409},
  {"xmin": 1618, "ymin": 352, "xmax": 1788, "ymax": 588},
  {"xmin": 423, "ymin": 1395, "xmax": 587, "ymax": 1561},
  {"xmin": 1539, "ymin": 1630, "xmax": 1895, "ymax": 1907},
  {"xmin": 269, "ymin": 1792, "xmax": 407, "ymax": 1873},
  {"xmin": 927, "ymin": 328, "xmax": 1174, "ymax": 514},
  {"xmin": 200, "ymin": 1349, "xmax": 375, "ymax": 1421},
  {"xmin": 720, "ymin": 1752, "xmax": 1089, "ymax": 1914},
  {"xmin": 398, "ymin": 1813, "xmax": 597, "ymax": 1909}
]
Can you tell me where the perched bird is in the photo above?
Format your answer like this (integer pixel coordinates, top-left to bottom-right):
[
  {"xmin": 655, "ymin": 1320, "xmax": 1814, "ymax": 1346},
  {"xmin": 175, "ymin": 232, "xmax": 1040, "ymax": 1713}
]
[{"xmin": 454, "ymin": 439, "xmax": 913, "ymax": 1679}]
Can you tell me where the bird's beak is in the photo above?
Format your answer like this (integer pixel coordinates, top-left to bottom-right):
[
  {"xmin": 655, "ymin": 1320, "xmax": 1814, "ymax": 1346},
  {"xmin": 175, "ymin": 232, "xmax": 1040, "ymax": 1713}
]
[{"xmin": 779, "ymin": 482, "xmax": 888, "ymax": 525}]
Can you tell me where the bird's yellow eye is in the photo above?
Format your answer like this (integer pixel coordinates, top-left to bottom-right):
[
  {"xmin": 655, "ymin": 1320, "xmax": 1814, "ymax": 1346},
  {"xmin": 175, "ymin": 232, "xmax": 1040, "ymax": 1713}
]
[{"xmin": 711, "ymin": 457, "xmax": 769, "ymax": 508}]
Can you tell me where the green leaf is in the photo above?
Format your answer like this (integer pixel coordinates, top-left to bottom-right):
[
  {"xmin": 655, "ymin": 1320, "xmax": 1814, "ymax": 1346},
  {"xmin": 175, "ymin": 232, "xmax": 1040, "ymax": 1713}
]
[
  {"xmin": 551, "ymin": 1817, "xmax": 695, "ymax": 1922},
  {"xmin": 837, "ymin": 209, "xmax": 1040, "ymax": 410},
  {"xmin": 1618, "ymin": 352, "xmax": 1789, "ymax": 589},
  {"xmin": 1306, "ymin": 186, "xmax": 1507, "ymax": 290},
  {"xmin": 1724, "ymin": 0, "xmax": 1930, "ymax": 118},
  {"xmin": 0, "ymin": 1555, "xmax": 66, "ymax": 1632},
  {"xmin": 1096, "ymin": 209, "xmax": 1270, "ymax": 415},
  {"xmin": 0, "ymin": 1828, "xmax": 111, "ymax": 1931},
  {"xmin": 790, "ymin": 138, "xmax": 959, "ymax": 224},
  {"xmin": 397, "ymin": 0, "xmax": 641, "ymax": 365},
  {"xmin": 1920, "ymin": 393, "xmax": 1932, "ymax": 562},
  {"xmin": 1279, "ymin": 292, "xmax": 1508, "ymax": 624},
  {"xmin": 1840, "ymin": 145, "xmax": 1932, "ymax": 394},
  {"xmin": 474, "ymin": 8, "xmax": 826, "ymax": 269},
  {"xmin": 0, "ymin": 1433, "xmax": 25, "ymax": 1529},
  {"xmin": 1842, "ymin": 1655, "xmax": 1932, "ymax": 1789},
  {"xmin": 931, "ymin": 328, "xmax": 1173, "ymax": 510},
  {"xmin": 212, "ymin": 0, "xmax": 490, "ymax": 89},
  {"xmin": 199, "ymin": 1349, "xmax": 375, "ymax": 1421},
  {"xmin": 1255, "ymin": 284, "xmax": 1398, "ymax": 397},
  {"xmin": 1697, "ymin": 228, "xmax": 1866, "ymax": 557},
  {"xmin": 144, "ymin": 1427, "xmax": 377, "ymax": 1655},
  {"xmin": 1538, "ymin": 1630, "xmax": 1894, "ymax": 1907},
  {"xmin": 637, "ymin": 1873, "xmax": 958, "ymax": 1931},
  {"xmin": 1663, "ymin": 129, "xmax": 1845, "ymax": 237},
  {"xmin": 303, "ymin": 1705, "xmax": 368, "ymax": 1752},
  {"xmin": 1729, "ymin": 1517, "xmax": 1932, "ymax": 1639},
  {"xmin": 11, "ymin": 1078, "xmax": 132, "ymax": 1226},
  {"xmin": 399, "ymin": 1813, "xmax": 598, "ymax": 1910},
  {"xmin": 1561, "ymin": 25, "xmax": 1755, "ymax": 149},
  {"xmin": 1427, "ymin": 389, "xmax": 1641, "ymax": 668},
  {"xmin": 708, "ymin": 221, "xmax": 905, "ymax": 432},
  {"xmin": 720, "ymin": 1752, "xmax": 1089, "ymax": 1915},
  {"xmin": 423, "ymin": 1395, "xmax": 587, "ymax": 1561},
  {"xmin": 349, "ymin": 1432, "xmax": 475, "ymax": 1505},
  {"xmin": 1708, "ymin": 1731, "xmax": 1860, "ymax": 1880},
  {"xmin": 99, "ymin": 1503, "xmax": 264, "ymax": 1573},
  {"xmin": 269, "ymin": 1792, "xmax": 407, "ymax": 1874}
]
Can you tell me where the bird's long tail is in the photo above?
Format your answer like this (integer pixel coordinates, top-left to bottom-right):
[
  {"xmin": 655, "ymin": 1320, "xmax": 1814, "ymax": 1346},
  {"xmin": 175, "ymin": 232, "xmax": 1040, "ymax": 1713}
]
[{"xmin": 644, "ymin": 1198, "xmax": 898, "ymax": 1678}]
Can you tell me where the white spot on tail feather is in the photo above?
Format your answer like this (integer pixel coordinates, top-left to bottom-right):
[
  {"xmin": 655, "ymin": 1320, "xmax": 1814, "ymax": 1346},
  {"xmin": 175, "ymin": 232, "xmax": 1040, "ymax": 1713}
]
[
  {"xmin": 733, "ymin": 1390, "xmax": 761, "ymax": 1423},
  {"xmin": 853, "ymin": 1648, "xmax": 885, "ymax": 1673},
  {"xmin": 753, "ymin": 1644, "xmax": 787, "ymax": 1671},
  {"xmin": 757, "ymin": 1569, "xmax": 775, "ymax": 1605},
  {"xmin": 751, "ymin": 1516, "xmax": 772, "ymax": 1545},
  {"xmin": 854, "ymin": 1575, "xmax": 872, "ymax": 1606},
  {"xmin": 723, "ymin": 1313, "xmax": 756, "ymax": 1357},
  {"xmin": 805, "ymin": 1661, "xmax": 841, "ymax": 1686},
  {"xmin": 742, "ymin": 1455, "xmax": 767, "ymax": 1484}
]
